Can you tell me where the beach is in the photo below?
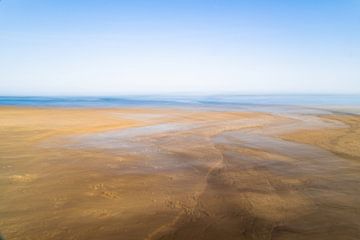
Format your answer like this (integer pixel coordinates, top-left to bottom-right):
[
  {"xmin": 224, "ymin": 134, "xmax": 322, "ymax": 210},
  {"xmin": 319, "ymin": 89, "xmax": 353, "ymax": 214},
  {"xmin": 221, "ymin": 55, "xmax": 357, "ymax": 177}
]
[{"xmin": 1, "ymin": 106, "xmax": 359, "ymax": 240}]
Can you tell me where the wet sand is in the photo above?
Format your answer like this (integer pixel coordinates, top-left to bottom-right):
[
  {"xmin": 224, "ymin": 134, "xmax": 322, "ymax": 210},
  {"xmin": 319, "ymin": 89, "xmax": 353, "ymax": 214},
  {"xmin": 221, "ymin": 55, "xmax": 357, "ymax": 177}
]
[
  {"xmin": 282, "ymin": 114, "xmax": 360, "ymax": 161},
  {"xmin": 0, "ymin": 107, "xmax": 359, "ymax": 240}
]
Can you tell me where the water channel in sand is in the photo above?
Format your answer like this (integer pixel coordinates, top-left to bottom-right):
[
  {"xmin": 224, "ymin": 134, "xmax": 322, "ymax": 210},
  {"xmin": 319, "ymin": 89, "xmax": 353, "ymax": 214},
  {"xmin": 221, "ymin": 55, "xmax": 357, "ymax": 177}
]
[
  {"xmin": 55, "ymin": 106, "xmax": 359, "ymax": 239},
  {"xmin": 1, "ymin": 105, "xmax": 360, "ymax": 240}
]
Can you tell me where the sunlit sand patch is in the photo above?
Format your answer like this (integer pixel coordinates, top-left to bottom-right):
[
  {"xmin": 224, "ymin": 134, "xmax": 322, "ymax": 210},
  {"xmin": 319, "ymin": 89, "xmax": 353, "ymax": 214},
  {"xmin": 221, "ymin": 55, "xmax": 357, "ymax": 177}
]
[
  {"xmin": 81, "ymin": 208, "xmax": 112, "ymax": 219},
  {"xmin": 243, "ymin": 191, "xmax": 313, "ymax": 222},
  {"xmin": 52, "ymin": 196, "xmax": 69, "ymax": 209},
  {"xmin": 9, "ymin": 174, "xmax": 38, "ymax": 183}
]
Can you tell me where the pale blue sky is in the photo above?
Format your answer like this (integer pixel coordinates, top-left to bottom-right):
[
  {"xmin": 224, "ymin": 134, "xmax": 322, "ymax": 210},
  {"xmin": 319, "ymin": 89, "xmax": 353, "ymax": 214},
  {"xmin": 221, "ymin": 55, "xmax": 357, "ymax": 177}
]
[{"xmin": 0, "ymin": 0, "xmax": 359, "ymax": 95}]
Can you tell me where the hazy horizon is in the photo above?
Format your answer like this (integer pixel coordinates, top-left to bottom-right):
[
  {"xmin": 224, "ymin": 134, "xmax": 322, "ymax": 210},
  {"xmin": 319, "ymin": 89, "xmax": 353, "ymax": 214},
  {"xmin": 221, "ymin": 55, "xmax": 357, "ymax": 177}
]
[{"xmin": 3, "ymin": 93, "xmax": 360, "ymax": 98}]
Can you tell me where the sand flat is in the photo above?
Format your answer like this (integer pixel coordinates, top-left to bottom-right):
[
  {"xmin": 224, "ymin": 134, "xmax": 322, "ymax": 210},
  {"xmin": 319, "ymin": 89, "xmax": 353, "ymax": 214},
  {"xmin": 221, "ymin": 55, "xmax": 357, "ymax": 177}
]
[
  {"xmin": 0, "ymin": 107, "xmax": 359, "ymax": 240},
  {"xmin": 281, "ymin": 115, "xmax": 360, "ymax": 161}
]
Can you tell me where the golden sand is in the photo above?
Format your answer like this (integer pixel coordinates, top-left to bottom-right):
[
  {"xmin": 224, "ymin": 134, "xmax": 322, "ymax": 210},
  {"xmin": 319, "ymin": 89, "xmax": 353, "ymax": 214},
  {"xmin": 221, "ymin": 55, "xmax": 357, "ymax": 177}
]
[
  {"xmin": 281, "ymin": 115, "xmax": 360, "ymax": 161},
  {"xmin": 0, "ymin": 107, "xmax": 359, "ymax": 240}
]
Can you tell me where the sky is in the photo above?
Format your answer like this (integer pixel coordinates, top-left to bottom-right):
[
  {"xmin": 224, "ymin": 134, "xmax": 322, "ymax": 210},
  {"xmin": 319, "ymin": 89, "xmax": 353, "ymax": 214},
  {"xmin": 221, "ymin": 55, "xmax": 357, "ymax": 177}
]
[{"xmin": 0, "ymin": 0, "xmax": 359, "ymax": 95}]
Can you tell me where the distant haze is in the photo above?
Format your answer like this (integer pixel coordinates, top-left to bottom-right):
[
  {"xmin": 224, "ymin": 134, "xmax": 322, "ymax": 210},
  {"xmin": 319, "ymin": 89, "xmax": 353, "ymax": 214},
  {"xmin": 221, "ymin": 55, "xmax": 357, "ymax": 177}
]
[{"xmin": 0, "ymin": 0, "xmax": 359, "ymax": 95}]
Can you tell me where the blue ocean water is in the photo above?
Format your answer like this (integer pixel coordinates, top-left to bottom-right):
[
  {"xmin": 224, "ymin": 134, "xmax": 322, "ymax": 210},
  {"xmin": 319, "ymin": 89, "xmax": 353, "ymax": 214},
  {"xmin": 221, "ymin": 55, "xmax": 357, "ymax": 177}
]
[{"xmin": 0, "ymin": 95, "xmax": 360, "ymax": 107}]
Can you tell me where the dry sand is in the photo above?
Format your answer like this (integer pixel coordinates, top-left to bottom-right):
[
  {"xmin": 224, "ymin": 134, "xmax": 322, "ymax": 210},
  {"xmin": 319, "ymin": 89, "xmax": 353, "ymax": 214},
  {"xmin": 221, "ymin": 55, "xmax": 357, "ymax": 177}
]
[{"xmin": 0, "ymin": 107, "xmax": 359, "ymax": 240}]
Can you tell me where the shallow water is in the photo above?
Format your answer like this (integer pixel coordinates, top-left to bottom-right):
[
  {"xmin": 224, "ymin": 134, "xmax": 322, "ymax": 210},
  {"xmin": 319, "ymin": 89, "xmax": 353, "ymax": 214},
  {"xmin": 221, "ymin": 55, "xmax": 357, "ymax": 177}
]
[
  {"xmin": 1, "ymin": 105, "xmax": 360, "ymax": 240},
  {"xmin": 1, "ymin": 95, "xmax": 360, "ymax": 108}
]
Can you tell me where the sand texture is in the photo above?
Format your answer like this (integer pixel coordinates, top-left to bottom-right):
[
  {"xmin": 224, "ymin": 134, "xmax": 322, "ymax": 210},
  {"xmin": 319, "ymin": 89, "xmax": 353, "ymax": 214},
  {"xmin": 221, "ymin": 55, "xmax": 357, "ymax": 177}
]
[{"xmin": 0, "ymin": 107, "xmax": 359, "ymax": 240}]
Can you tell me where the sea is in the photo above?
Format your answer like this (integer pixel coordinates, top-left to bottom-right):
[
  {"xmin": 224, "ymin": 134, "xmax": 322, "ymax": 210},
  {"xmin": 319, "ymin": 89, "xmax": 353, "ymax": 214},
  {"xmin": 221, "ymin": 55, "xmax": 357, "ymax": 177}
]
[{"xmin": 0, "ymin": 95, "xmax": 360, "ymax": 108}]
